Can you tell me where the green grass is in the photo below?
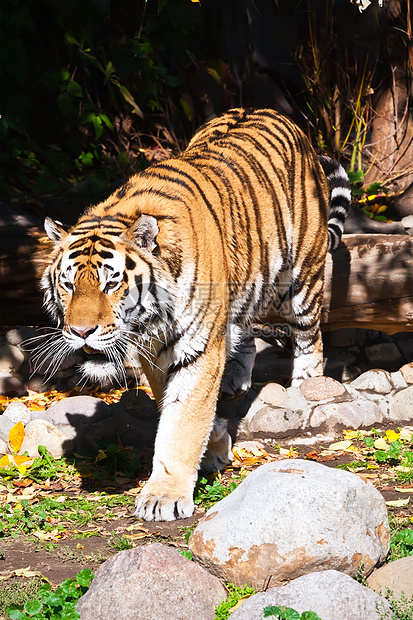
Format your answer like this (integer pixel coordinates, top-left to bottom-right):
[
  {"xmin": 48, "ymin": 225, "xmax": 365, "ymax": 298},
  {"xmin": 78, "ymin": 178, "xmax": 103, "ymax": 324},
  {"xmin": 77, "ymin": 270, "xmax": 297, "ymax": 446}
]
[
  {"xmin": 0, "ymin": 492, "xmax": 135, "ymax": 538},
  {"xmin": 107, "ymin": 534, "xmax": 134, "ymax": 552},
  {"xmin": 0, "ymin": 577, "xmax": 45, "ymax": 620},
  {"xmin": 263, "ymin": 608, "xmax": 322, "ymax": 619},
  {"xmin": 214, "ymin": 583, "xmax": 255, "ymax": 620},
  {"xmin": 388, "ymin": 516, "xmax": 413, "ymax": 563},
  {"xmin": 380, "ymin": 590, "xmax": 413, "ymax": 620}
]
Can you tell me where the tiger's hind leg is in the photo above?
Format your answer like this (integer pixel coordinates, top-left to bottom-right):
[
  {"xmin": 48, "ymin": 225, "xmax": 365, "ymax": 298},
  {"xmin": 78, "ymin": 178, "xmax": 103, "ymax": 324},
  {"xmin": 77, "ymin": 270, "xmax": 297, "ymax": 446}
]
[
  {"xmin": 280, "ymin": 269, "xmax": 325, "ymax": 387},
  {"xmin": 219, "ymin": 326, "xmax": 256, "ymax": 400},
  {"xmin": 201, "ymin": 417, "xmax": 233, "ymax": 473}
]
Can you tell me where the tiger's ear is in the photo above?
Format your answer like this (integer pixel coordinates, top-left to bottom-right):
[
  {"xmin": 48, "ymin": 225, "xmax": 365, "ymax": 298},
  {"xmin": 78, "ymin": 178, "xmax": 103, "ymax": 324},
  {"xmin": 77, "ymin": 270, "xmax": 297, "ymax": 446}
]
[
  {"xmin": 44, "ymin": 217, "xmax": 68, "ymax": 244},
  {"xmin": 128, "ymin": 215, "xmax": 159, "ymax": 252}
]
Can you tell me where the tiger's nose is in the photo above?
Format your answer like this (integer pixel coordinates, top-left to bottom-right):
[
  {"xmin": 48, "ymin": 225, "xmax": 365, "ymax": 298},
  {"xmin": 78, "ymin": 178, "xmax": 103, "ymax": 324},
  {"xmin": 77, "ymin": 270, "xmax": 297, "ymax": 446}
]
[{"xmin": 69, "ymin": 326, "xmax": 98, "ymax": 339}]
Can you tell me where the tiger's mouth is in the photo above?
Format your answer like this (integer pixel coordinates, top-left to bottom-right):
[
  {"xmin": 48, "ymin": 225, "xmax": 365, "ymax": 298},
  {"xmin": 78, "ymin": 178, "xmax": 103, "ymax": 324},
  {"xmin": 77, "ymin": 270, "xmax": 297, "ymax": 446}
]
[{"xmin": 79, "ymin": 345, "xmax": 119, "ymax": 384}]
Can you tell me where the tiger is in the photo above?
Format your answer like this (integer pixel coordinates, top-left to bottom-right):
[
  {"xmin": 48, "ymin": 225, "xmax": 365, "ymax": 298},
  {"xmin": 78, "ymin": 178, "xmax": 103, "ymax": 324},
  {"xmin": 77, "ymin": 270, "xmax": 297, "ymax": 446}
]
[{"xmin": 40, "ymin": 108, "xmax": 351, "ymax": 521}]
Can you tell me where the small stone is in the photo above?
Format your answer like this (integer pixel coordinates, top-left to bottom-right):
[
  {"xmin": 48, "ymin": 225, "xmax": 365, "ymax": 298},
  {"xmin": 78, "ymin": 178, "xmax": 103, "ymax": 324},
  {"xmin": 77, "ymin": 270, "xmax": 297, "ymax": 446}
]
[
  {"xmin": 258, "ymin": 383, "xmax": 288, "ymax": 405},
  {"xmin": 311, "ymin": 399, "xmax": 383, "ymax": 431},
  {"xmin": 30, "ymin": 411, "xmax": 53, "ymax": 423},
  {"xmin": 390, "ymin": 370, "xmax": 408, "ymax": 390},
  {"xmin": 230, "ymin": 570, "xmax": 392, "ymax": 620},
  {"xmin": 47, "ymin": 395, "xmax": 112, "ymax": 427},
  {"xmin": 3, "ymin": 401, "xmax": 32, "ymax": 425},
  {"xmin": 367, "ymin": 555, "xmax": 413, "ymax": 600},
  {"xmin": 0, "ymin": 414, "xmax": 15, "ymax": 443},
  {"xmin": 365, "ymin": 342, "xmax": 403, "ymax": 371},
  {"xmin": 401, "ymin": 214, "xmax": 413, "ymax": 228},
  {"xmin": 0, "ymin": 344, "xmax": 25, "ymax": 375},
  {"xmin": 76, "ymin": 543, "xmax": 226, "ymax": 620},
  {"xmin": 300, "ymin": 376, "xmax": 346, "ymax": 401},
  {"xmin": 19, "ymin": 419, "xmax": 74, "ymax": 458},
  {"xmin": 400, "ymin": 362, "xmax": 413, "ymax": 384},
  {"xmin": 0, "ymin": 437, "xmax": 7, "ymax": 455},
  {"xmin": 0, "ymin": 373, "xmax": 27, "ymax": 397},
  {"xmin": 389, "ymin": 386, "xmax": 413, "ymax": 422},
  {"xmin": 351, "ymin": 369, "xmax": 393, "ymax": 394},
  {"xmin": 5, "ymin": 327, "xmax": 39, "ymax": 347},
  {"xmin": 396, "ymin": 337, "xmax": 413, "ymax": 363},
  {"xmin": 247, "ymin": 406, "xmax": 303, "ymax": 435},
  {"xmin": 119, "ymin": 389, "xmax": 159, "ymax": 419}
]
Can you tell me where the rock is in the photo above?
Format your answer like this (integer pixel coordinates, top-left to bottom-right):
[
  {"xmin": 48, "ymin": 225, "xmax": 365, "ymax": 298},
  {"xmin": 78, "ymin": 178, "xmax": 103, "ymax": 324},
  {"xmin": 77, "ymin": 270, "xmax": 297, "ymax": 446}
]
[
  {"xmin": 189, "ymin": 460, "xmax": 389, "ymax": 590},
  {"xmin": 3, "ymin": 400, "xmax": 32, "ymax": 425},
  {"xmin": 390, "ymin": 371, "xmax": 408, "ymax": 390},
  {"xmin": 0, "ymin": 343, "xmax": 25, "ymax": 375},
  {"xmin": 0, "ymin": 373, "xmax": 27, "ymax": 397},
  {"xmin": 0, "ymin": 437, "xmax": 7, "ymax": 454},
  {"xmin": 30, "ymin": 410, "xmax": 53, "ymax": 423},
  {"xmin": 5, "ymin": 326, "xmax": 39, "ymax": 347},
  {"xmin": 118, "ymin": 388, "xmax": 159, "ymax": 419},
  {"xmin": 299, "ymin": 376, "xmax": 346, "ymax": 401},
  {"xmin": 310, "ymin": 399, "xmax": 383, "ymax": 432},
  {"xmin": 0, "ymin": 414, "xmax": 15, "ymax": 443},
  {"xmin": 246, "ymin": 406, "xmax": 304, "ymax": 436},
  {"xmin": 367, "ymin": 555, "xmax": 413, "ymax": 600},
  {"xmin": 365, "ymin": 343, "xmax": 404, "ymax": 371},
  {"xmin": 76, "ymin": 543, "xmax": 226, "ymax": 620},
  {"xmin": 401, "ymin": 214, "xmax": 413, "ymax": 229},
  {"xmin": 229, "ymin": 570, "xmax": 393, "ymax": 620},
  {"xmin": 400, "ymin": 362, "xmax": 413, "ymax": 384},
  {"xmin": 258, "ymin": 383, "xmax": 288, "ymax": 406},
  {"xmin": 350, "ymin": 369, "xmax": 393, "ymax": 394},
  {"xmin": 47, "ymin": 396, "xmax": 112, "ymax": 427},
  {"xmin": 19, "ymin": 419, "xmax": 74, "ymax": 458},
  {"xmin": 389, "ymin": 386, "xmax": 413, "ymax": 422},
  {"xmin": 395, "ymin": 338, "xmax": 413, "ymax": 364}
]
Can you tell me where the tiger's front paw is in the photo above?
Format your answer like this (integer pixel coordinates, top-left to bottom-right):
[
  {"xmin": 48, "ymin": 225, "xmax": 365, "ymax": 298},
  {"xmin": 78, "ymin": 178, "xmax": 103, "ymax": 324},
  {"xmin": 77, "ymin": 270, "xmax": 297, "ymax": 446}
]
[{"xmin": 133, "ymin": 478, "xmax": 195, "ymax": 521}]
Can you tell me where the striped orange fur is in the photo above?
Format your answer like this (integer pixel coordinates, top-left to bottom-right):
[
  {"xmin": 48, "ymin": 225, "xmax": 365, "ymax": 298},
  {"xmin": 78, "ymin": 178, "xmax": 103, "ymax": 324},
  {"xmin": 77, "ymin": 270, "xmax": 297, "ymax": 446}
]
[{"xmin": 40, "ymin": 108, "xmax": 350, "ymax": 520}]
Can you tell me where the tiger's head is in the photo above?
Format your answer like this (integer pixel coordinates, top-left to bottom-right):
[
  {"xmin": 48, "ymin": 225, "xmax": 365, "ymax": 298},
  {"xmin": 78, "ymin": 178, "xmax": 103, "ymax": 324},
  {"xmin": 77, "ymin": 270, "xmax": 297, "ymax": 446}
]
[{"xmin": 39, "ymin": 214, "xmax": 174, "ymax": 385}]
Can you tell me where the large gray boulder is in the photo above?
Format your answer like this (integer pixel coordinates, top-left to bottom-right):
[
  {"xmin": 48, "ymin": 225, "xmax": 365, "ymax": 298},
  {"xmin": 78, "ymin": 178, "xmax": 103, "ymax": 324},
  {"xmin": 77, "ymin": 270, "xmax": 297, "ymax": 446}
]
[
  {"xmin": 229, "ymin": 570, "xmax": 393, "ymax": 620},
  {"xmin": 189, "ymin": 459, "xmax": 389, "ymax": 590},
  {"xmin": 76, "ymin": 543, "xmax": 227, "ymax": 620}
]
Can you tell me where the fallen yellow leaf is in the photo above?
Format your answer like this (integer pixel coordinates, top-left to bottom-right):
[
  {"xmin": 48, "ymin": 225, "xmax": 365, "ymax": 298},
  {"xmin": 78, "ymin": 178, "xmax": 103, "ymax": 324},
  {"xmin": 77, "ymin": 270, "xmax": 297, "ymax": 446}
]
[
  {"xmin": 14, "ymin": 567, "xmax": 42, "ymax": 578},
  {"xmin": 395, "ymin": 487, "xmax": 413, "ymax": 493},
  {"xmin": 32, "ymin": 528, "xmax": 62, "ymax": 541},
  {"xmin": 343, "ymin": 430, "xmax": 359, "ymax": 440},
  {"xmin": 0, "ymin": 454, "xmax": 12, "ymax": 467},
  {"xmin": 385, "ymin": 430, "xmax": 400, "ymax": 443},
  {"xmin": 386, "ymin": 498, "xmax": 410, "ymax": 507},
  {"xmin": 374, "ymin": 438, "xmax": 389, "ymax": 450},
  {"xmin": 328, "ymin": 440, "xmax": 353, "ymax": 451},
  {"xmin": 124, "ymin": 532, "xmax": 148, "ymax": 540},
  {"xmin": 8, "ymin": 421, "xmax": 25, "ymax": 453}
]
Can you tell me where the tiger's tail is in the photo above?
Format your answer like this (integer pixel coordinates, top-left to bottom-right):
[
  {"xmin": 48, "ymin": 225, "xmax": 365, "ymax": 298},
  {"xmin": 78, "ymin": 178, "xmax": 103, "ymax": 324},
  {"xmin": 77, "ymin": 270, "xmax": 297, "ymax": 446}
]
[{"xmin": 318, "ymin": 155, "xmax": 351, "ymax": 251}]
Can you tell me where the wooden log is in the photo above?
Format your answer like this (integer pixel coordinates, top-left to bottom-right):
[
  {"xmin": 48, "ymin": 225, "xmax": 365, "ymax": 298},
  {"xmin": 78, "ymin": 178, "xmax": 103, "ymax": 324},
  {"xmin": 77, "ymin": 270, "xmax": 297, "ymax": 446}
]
[
  {"xmin": 0, "ymin": 229, "xmax": 412, "ymax": 333},
  {"xmin": 258, "ymin": 234, "xmax": 413, "ymax": 335}
]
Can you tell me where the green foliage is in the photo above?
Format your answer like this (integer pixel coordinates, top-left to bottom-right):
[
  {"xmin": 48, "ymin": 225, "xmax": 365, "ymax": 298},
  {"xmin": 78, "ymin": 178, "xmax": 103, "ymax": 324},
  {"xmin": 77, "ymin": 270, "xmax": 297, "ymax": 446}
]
[
  {"xmin": 264, "ymin": 607, "xmax": 322, "ymax": 620},
  {"xmin": 388, "ymin": 516, "xmax": 413, "ymax": 563},
  {"xmin": 194, "ymin": 472, "xmax": 247, "ymax": 511},
  {"xmin": 0, "ymin": 0, "xmax": 206, "ymax": 196},
  {"xmin": 6, "ymin": 569, "xmax": 93, "ymax": 620},
  {"xmin": 214, "ymin": 583, "xmax": 255, "ymax": 620},
  {"xmin": 0, "ymin": 576, "xmax": 44, "ymax": 620}
]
